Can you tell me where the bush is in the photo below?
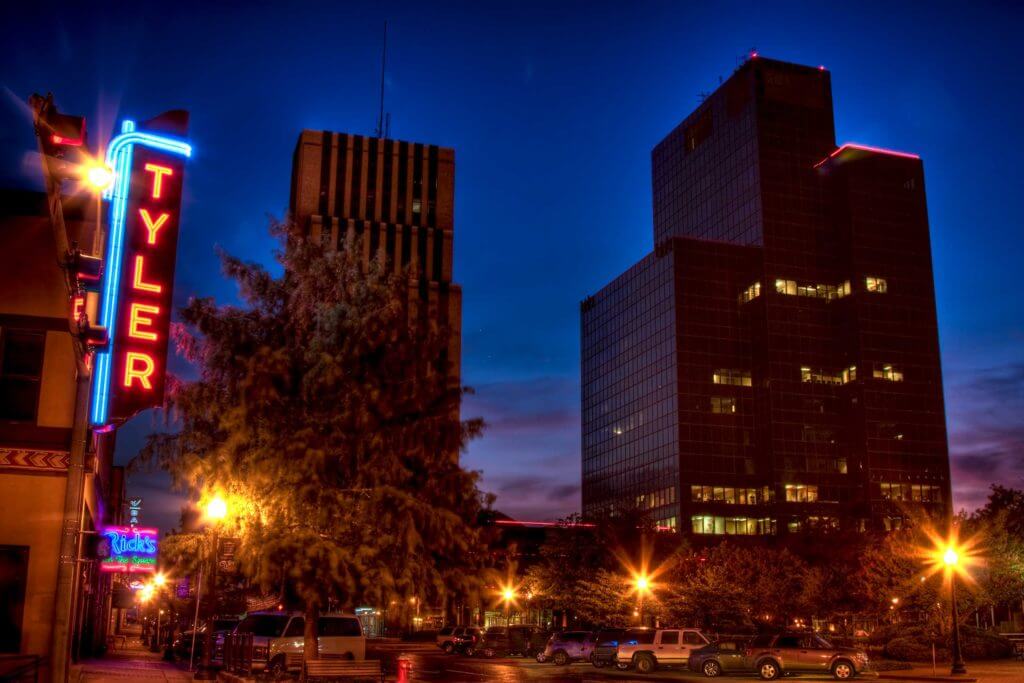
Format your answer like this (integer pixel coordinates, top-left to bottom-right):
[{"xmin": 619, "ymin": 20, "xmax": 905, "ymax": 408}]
[
  {"xmin": 959, "ymin": 626, "xmax": 1014, "ymax": 659},
  {"xmin": 885, "ymin": 637, "xmax": 944, "ymax": 662}
]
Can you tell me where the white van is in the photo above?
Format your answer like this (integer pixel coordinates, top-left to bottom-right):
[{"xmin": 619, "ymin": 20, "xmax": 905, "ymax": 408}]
[{"xmin": 233, "ymin": 610, "xmax": 365, "ymax": 674}]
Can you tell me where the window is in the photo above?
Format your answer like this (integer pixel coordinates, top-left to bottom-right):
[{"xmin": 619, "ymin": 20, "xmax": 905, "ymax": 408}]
[
  {"xmin": 684, "ymin": 631, "xmax": 707, "ymax": 645},
  {"xmin": 842, "ymin": 366, "xmax": 857, "ymax": 383},
  {"xmin": 806, "ymin": 516, "xmax": 840, "ymax": 531},
  {"xmin": 866, "ymin": 277, "xmax": 888, "ymax": 293},
  {"xmin": 284, "ymin": 617, "xmax": 305, "ymax": 637},
  {"xmin": 873, "ymin": 364, "xmax": 903, "ymax": 382},
  {"xmin": 711, "ymin": 396, "xmax": 736, "ymax": 414},
  {"xmin": 684, "ymin": 112, "xmax": 713, "ymax": 152},
  {"xmin": 655, "ymin": 516, "xmax": 677, "ymax": 531},
  {"xmin": 775, "ymin": 279, "xmax": 850, "ymax": 301},
  {"xmin": 0, "ymin": 330, "xmax": 46, "ymax": 423},
  {"xmin": 713, "ymin": 369, "xmax": 751, "ymax": 387},
  {"xmin": 785, "ymin": 484, "xmax": 818, "ymax": 503},
  {"xmin": 880, "ymin": 482, "xmax": 943, "ymax": 503},
  {"xmin": 237, "ymin": 615, "xmax": 288, "ymax": 637},
  {"xmin": 412, "ymin": 199, "xmax": 422, "ymax": 214},
  {"xmin": 636, "ymin": 486, "xmax": 676, "ymax": 510},
  {"xmin": 691, "ymin": 515, "xmax": 776, "ymax": 535},
  {"xmin": 691, "ymin": 485, "xmax": 773, "ymax": 505},
  {"xmin": 801, "ymin": 366, "xmax": 846, "ymax": 385},
  {"xmin": 0, "ymin": 545, "xmax": 29, "ymax": 652},
  {"xmin": 659, "ymin": 631, "xmax": 680, "ymax": 645},
  {"xmin": 739, "ymin": 282, "xmax": 761, "ymax": 304},
  {"xmin": 776, "ymin": 635, "xmax": 802, "ymax": 649},
  {"xmin": 320, "ymin": 616, "xmax": 363, "ymax": 637}
]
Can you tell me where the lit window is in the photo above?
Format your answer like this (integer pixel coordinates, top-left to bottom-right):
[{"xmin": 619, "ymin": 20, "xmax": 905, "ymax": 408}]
[
  {"xmin": 801, "ymin": 366, "xmax": 844, "ymax": 385},
  {"xmin": 691, "ymin": 515, "xmax": 776, "ymax": 535},
  {"xmin": 775, "ymin": 279, "xmax": 797, "ymax": 295},
  {"xmin": 713, "ymin": 369, "xmax": 751, "ymax": 387},
  {"xmin": 842, "ymin": 365, "xmax": 857, "ymax": 383},
  {"xmin": 412, "ymin": 199, "xmax": 422, "ymax": 214},
  {"xmin": 739, "ymin": 282, "xmax": 762, "ymax": 304},
  {"xmin": 866, "ymin": 277, "xmax": 888, "ymax": 293},
  {"xmin": 691, "ymin": 485, "xmax": 773, "ymax": 504},
  {"xmin": 775, "ymin": 279, "xmax": 850, "ymax": 300},
  {"xmin": 873, "ymin": 364, "xmax": 903, "ymax": 382},
  {"xmin": 785, "ymin": 484, "xmax": 819, "ymax": 503},
  {"xmin": 711, "ymin": 396, "xmax": 737, "ymax": 414}
]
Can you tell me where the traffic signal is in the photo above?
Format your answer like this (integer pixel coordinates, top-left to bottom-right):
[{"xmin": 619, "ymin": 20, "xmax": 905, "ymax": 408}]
[
  {"xmin": 66, "ymin": 247, "xmax": 107, "ymax": 348},
  {"xmin": 40, "ymin": 107, "xmax": 86, "ymax": 158}
]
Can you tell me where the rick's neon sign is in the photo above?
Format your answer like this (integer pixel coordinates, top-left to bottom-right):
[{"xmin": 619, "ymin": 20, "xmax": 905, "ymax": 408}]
[{"xmin": 99, "ymin": 526, "xmax": 159, "ymax": 573}]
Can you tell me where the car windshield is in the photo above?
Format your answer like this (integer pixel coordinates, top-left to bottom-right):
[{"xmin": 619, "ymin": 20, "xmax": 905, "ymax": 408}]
[
  {"xmin": 815, "ymin": 636, "xmax": 833, "ymax": 649},
  {"xmin": 236, "ymin": 614, "xmax": 288, "ymax": 637}
]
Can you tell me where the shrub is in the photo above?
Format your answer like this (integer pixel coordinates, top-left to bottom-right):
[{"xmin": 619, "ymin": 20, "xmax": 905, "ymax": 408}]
[
  {"xmin": 884, "ymin": 637, "xmax": 945, "ymax": 662},
  {"xmin": 959, "ymin": 626, "xmax": 1013, "ymax": 659}
]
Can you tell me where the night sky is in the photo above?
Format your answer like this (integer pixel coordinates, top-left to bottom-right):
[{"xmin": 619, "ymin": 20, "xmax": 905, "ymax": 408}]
[{"xmin": 3, "ymin": 1, "xmax": 1022, "ymax": 533}]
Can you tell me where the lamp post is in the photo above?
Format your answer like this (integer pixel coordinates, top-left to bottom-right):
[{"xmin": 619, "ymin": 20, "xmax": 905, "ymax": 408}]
[
  {"xmin": 196, "ymin": 496, "xmax": 228, "ymax": 680},
  {"xmin": 943, "ymin": 546, "xmax": 967, "ymax": 675},
  {"xmin": 634, "ymin": 574, "xmax": 650, "ymax": 626},
  {"xmin": 501, "ymin": 588, "xmax": 515, "ymax": 626}
]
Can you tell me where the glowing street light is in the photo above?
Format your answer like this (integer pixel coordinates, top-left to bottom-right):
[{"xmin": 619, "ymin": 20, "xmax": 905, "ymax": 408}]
[
  {"xmin": 205, "ymin": 495, "xmax": 228, "ymax": 521},
  {"xmin": 153, "ymin": 572, "xmax": 168, "ymax": 587},
  {"xmin": 920, "ymin": 532, "xmax": 973, "ymax": 677},
  {"xmin": 84, "ymin": 162, "xmax": 114, "ymax": 191}
]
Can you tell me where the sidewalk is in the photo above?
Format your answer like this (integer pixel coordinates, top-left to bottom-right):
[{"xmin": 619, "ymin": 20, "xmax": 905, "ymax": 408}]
[
  {"xmin": 876, "ymin": 660, "xmax": 1023, "ymax": 683},
  {"xmin": 71, "ymin": 635, "xmax": 192, "ymax": 683}
]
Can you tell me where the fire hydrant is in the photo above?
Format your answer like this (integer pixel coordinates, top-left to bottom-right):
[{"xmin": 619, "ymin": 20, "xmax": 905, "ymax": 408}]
[{"xmin": 397, "ymin": 654, "xmax": 412, "ymax": 683}]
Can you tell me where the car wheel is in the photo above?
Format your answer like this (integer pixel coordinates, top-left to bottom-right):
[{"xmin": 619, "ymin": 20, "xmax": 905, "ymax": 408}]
[
  {"xmin": 267, "ymin": 656, "xmax": 288, "ymax": 679},
  {"xmin": 463, "ymin": 645, "xmax": 476, "ymax": 657},
  {"xmin": 483, "ymin": 648, "xmax": 495, "ymax": 658},
  {"xmin": 552, "ymin": 650, "xmax": 570, "ymax": 666},
  {"xmin": 703, "ymin": 659, "xmax": 722, "ymax": 677},
  {"xmin": 832, "ymin": 660, "xmax": 855, "ymax": 680},
  {"xmin": 443, "ymin": 642, "xmax": 454, "ymax": 655},
  {"xmin": 635, "ymin": 654, "xmax": 656, "ymax": 674},
  {"xmin": 592, "ymin": 658, "xmax": 607, "ymax": 668},
  {"xmin": 615, "ymin": 660, "xmax": 631, "ymax": 670},
  {"xmin": 535, "ymin": 652, "xmax": 547, "ymax": 663},
  {"xmin": 759, "ymin": 659, "xmax": 781, "ymax": 680}
]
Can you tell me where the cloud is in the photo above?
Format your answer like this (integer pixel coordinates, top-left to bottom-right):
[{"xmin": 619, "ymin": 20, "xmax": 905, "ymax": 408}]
[
  {"xmin": 463, "ymin": 375, "xmax": 581, "ymax": 521},
  {"xmin": 947, "ymin": 363, "xmax": 1024, "ymax": 512}
]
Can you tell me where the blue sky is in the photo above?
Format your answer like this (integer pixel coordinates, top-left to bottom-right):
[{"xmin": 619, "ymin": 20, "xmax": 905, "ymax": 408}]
[{"xmin": 3, "ymin": 1, "xmax": 1022, "ymax": 532}]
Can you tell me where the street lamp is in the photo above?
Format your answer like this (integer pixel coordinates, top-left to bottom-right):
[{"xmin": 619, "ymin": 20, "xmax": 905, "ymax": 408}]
[
  {"xmin": 501, "ymin": 587, "xmax": 516, "ymax": 625},
  {"xmin": 83, "ymin": 162, "xmax": 114, "ymax": 191},
  {"xmin": 942, "ymin": 544, "xmax": 967, "ymax": 675},
  {"xmin": 195, "ymin": 495, "xmax": 229, "ymax": 680}
]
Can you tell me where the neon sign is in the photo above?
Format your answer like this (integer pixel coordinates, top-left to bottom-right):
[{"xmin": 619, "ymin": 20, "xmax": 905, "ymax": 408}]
[
  {"xmin": 91, "ymin": 113, "xmax": 191, "ymax": 425},
  {"xmin": 99, "ymin": 526, "xmax": 159, "ymax": 573}
]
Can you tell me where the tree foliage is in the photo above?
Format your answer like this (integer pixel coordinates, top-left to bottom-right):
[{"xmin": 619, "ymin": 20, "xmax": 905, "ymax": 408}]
[{"xmin": 137, "ymin": 222, "xmax": 486, "ymax": 659}]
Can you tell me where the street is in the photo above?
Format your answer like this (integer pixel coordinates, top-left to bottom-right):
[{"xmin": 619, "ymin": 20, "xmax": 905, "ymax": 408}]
[{"xmin": 405, "ymin": 652, "xmax": 1024, "ymax": 683}]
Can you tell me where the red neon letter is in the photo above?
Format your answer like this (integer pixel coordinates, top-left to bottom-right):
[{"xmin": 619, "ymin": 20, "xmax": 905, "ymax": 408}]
[
  {"xmin": 127, "ymin": 303, "xmax": 160, "ymax": 341},
  {"xmin": 123, "ymin": 352, "xmax": 155, "ymax": 389},
  {"xmin": 132, "ymin": 255, "xmax": 162, "ymax": 293},
  {"xmin": 143, "ymin": 164, "xmax": 173, "ymax": 199},
  {"xmin": 71, "ymin": 295, "xmax": 85, "ymax": 321},
  {"xmin": 139, "ymin": 209, "xmax": 170, "ymax": 244}
]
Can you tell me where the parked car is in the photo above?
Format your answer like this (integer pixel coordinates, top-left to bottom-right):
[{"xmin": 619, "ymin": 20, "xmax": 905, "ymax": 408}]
[
  {"xmin": 170, "ymin": 618, "xmax": 238, "ymax": 662},
  {"xmin": 231, "ymin": 611, "xmax": 364, "ymax": 675},
  {"xmin": 436, "ymin": 625, "xmax": 461, "ymax": 654},
  {"xmin": 616, "ymin": 628, "xmax": 710, "ymax": 673},
  {"xmin": 477, "ymin": 625, "xmax": 543, "ymax": 657},
  {"xmin": 455, "ymin": 626, "xmax": 483, "ymax": 656},
  {"xmin": 591, "ymin": 628, "xmax": 651, "ymax": 668},
  {"xmin": 539, "ymin": 630, "xmax": 597, "ymax": 666},
  {"xmin": 745, "ymin": 632, "xmax": 869, "ymax": 680},
  {"xmin": 688, "ymin": 638, "xmax": 751, "ymax": 677}
]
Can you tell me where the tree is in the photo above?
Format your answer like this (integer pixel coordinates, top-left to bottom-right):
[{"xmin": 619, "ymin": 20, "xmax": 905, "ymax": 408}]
[
  {"xmin": 138, "ymin": 222, "xmax": 486, "ymax": 667},
  {"xmin": 574, "ymin": 570, "xmax": 646, "ymax": 627}
]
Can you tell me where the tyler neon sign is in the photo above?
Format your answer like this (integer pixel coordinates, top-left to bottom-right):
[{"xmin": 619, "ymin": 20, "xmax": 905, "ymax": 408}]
[
  {"xmin": 91, "ymin": 114, "xmax": 191, "ymax": 425},
  {"xmin": 99, "ymin": 526, "xmax": 159, "ymax": 573}
]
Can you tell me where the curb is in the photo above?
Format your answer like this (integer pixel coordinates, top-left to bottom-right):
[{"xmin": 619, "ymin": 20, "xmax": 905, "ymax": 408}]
[{"xmin": 876, "ymin": 675, "xmax": 978, "ymax": 683}]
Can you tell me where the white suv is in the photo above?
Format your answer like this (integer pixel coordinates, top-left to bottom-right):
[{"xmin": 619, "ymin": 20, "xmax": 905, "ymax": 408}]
[
  {"xmin": 616, "ymin": 628, "xmax": 709, "ymax": 673},
  {"xmin": 233, "ymin": 611, "xmax": 365, "ymax": 675}
]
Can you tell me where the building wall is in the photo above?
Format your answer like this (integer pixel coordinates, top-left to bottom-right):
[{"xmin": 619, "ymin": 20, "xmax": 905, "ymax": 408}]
[{"xmin": 581, "ymin": 248, "xmax": 680, "ymax": 528}]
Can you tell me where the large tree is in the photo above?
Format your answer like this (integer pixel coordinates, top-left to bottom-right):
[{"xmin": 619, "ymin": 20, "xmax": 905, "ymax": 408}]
[{"xmin": 139, "ymin": 222, "xmax": 486, "ymax": 663}]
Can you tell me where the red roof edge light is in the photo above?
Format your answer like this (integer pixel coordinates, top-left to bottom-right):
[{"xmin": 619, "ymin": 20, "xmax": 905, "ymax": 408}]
[
  {"xmin": 493, "ymin": 519, "xmax": 596, "ymax": 528},
  {"xmin": 814, "ymin": 142, "xmax": 920, "ymax": 168}
]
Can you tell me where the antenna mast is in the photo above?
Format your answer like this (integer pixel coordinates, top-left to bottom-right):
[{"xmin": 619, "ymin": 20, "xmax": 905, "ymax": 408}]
[{"xmin": 376, "ymin": 21, "xmax": 388, "ymax": 138}]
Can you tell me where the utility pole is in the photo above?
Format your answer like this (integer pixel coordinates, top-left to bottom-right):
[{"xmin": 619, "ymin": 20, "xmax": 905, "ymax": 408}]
[{"xmin": 28, "ymin": 93, "xmax": 99, "ymax": 683}]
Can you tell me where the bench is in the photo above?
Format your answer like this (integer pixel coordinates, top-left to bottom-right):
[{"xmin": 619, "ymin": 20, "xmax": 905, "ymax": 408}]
[{"xmin": 304, "ymin": 659, "xmax": 383, "ymax": 682}]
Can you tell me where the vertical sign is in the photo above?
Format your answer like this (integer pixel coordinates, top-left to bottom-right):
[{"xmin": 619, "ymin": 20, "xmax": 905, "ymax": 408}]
[
  {"xmin": 128, "ymin": 498, "xmax": 143, "ymax": 527},
  {"xmin": 91, "ymin": 113, "xmax": 191, "ymax": 426}
]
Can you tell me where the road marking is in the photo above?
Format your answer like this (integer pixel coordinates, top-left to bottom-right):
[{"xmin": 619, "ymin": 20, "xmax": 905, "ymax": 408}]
[{"xmin": 446, "ymin": 668, "xmax": 491, "ymax": 676}]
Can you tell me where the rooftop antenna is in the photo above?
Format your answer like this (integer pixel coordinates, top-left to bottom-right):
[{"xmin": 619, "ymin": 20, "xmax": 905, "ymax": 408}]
[{"xmin": 375, "ymin": 21, "xmax": 388, "ymax": 138}]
